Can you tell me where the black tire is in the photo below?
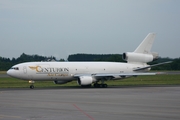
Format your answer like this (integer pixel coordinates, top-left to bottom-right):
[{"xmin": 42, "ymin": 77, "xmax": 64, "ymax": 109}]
[
  {"xmin": 81, "ymin": 85, "xmax": 91, "ymax": 88},
  {"xmin": 99, "ymin": 84, "xmax": 103, "ymax": 88},
  {"xmin": 30, "ymin": 85, "xmax": 34, "ymax": 89},
  {"xmin": 94, "ymin": 83, "xmax": 98, "ymax": 88},
  {"xmin": 94, "ymin": 84, "xmax": 108, "ymax": 88},
  {"xmin": 103, "ymin": 84, "xmax": 108, "ymax": 88}
]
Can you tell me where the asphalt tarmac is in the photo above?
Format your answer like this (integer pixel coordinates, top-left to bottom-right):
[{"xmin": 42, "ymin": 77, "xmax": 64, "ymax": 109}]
[{"xmin": 0, "ymin": 86, "xmax": 180, "ymax": 120}]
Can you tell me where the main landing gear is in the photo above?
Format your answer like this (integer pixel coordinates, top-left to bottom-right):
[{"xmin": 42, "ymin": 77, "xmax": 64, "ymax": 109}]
[
  {"xmin": 94, "ymin": 80, "xmax": 108, "ymax": 88},
  {"xmin": 94, "ymin": 83, "xmax": 108, "ymax": 88},
  {"xmin": 29, "ymin": 80, "xmax": 35, "ymax": 89}
]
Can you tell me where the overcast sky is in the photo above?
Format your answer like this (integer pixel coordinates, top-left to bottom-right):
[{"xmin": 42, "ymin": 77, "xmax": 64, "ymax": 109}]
[{"xmin": 0, "ymin": 0, "xmax": 180, "ymax": 59}]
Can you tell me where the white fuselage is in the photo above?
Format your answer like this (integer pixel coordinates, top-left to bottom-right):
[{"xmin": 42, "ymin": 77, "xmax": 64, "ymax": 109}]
[{"xmin": 7, "ymin": 61, "xmax": 146, "ymax": 81}]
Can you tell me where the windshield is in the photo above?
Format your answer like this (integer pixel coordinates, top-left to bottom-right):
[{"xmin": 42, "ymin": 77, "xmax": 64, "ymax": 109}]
[{"xmin": 10, "ymin": 67, "xmax": 19, "ymax": 70}]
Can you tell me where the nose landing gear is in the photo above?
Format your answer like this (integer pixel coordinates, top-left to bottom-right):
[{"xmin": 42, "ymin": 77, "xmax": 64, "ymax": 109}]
[
  {"xmin": 30, "ymin": 85, "xmax": 34, "ymax": 89},
  {"xmin": 29, "ymin": 80, "xmax": 35, "ymax": 89}
]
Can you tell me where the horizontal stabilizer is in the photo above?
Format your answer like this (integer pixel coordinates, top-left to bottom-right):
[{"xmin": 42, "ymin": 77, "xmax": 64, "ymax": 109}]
[{"xmin": 133, "ymin": 61, "xmax": 173, "ymax": 71}]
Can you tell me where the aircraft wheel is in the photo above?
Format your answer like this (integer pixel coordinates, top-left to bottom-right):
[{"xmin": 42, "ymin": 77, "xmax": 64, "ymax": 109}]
[
  {"xmin": 103, "ymin": 84, "xmax": 108, "ymax": 88},
  {"xmin": 94, "ymin": 83, "xmax": 98, "ymax": 88},
  {"xmin": 94, "ymin": 84, "xmax": 107, "ymax": 88},
  {"xmin": 81, "ymin": 85, "xmax": 91, "ymax": 88},
  {"xmin": 99, "ymin": 84, "xmax": 103, "ymax": 88},
  {"xmin": 30, "ymin": 85, "xmax": 34, "ymax": 89},
  {"xmin": 96, "ymin": 84, "xmax": 101, "ymax": 88}
]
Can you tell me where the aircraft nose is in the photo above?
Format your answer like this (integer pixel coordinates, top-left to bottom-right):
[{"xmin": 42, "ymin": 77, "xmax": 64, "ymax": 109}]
[
  {"xmin": 7, "ymin": 69, "xmax": 17, "ymax": 77},
  {"xmin": 7, "ymin": 69, "xmax": 13, "ymax": 76}
]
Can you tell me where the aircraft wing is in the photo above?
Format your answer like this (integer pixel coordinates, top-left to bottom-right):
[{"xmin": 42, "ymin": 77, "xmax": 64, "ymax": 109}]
[
  {"xmin": 74, "ymin": 72, "xmax": 156, "ymax": 80},
  {"xmin": 93, "ymin": 72, "xmax": 156, "ymax": 77}
]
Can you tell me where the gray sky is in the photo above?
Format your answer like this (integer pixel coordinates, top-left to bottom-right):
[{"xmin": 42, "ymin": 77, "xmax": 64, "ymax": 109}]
[{"xmin": 0, "ymin": 0, "xmax": 180, "ymax": 59}]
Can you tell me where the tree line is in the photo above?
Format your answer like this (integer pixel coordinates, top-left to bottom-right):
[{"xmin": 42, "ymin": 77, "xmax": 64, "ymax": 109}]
[
  {"xmin": 68, "ymin": 54, "xmax": 180, "ymax": 70},
  {"xmin": 0, "ymin": 53, "xmax": 58, "ymax": 71},
  {"xmin": 68, "ymin": 53, "xmax": 124, "ymax": 62},
  {"xmin": 0, "ymin": 53, "xmax": 180, "ymax": 71}
]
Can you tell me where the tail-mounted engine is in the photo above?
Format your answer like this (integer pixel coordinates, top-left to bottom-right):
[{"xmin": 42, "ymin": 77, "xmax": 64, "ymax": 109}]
[{"xmin": 122, "ymin": 52, "xmax": 159, "ymax": 63}]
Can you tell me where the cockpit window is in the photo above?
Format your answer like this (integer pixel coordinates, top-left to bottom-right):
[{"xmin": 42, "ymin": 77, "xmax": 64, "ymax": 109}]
[{"xmin": 11, "ymin": 67, "xmax": 19, "ymax": 70}]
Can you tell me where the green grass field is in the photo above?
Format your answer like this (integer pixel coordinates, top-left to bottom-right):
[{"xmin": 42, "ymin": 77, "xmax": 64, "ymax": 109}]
[{"xmin": 0, "ymin": 73, "xmax": 180, "ymax": 88}]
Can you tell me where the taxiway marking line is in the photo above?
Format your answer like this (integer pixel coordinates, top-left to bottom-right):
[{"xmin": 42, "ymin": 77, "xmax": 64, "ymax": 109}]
[{"xmin": 73, "ymin": 104, "xmax": 95, "ymax": 120}]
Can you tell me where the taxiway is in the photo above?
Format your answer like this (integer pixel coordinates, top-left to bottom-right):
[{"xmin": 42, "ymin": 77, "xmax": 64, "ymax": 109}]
[{"xmin": 0, "ymin": 86, "xmax": 180, "ymax": 120}]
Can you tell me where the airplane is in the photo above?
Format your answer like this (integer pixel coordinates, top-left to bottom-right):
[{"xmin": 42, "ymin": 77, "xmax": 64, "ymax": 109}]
[{"xmin": 7, "ymin": 33, "xmax": 171, "ymax": 89}]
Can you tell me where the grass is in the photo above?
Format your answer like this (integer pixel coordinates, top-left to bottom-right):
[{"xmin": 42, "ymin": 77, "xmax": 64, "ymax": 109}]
[
  {"xmin": 0, "ymin": 73, "xmax": 180, "ymax": 88},
  {"xmin": 108, "ymin": 75, "xmax": 180, "ymax": 86},
  {"xmin": 0, "ymin": 71, "xmax": 6, "ymax": 74}
]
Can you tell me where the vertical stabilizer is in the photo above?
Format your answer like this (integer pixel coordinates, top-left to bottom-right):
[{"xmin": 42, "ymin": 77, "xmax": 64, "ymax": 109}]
[
  {"xmin": 134, "ymin": 33, "xmax": 156, "ymax": 54},
  {"xmin": 122, "ymin": 33, "xmax": 158, "ymax": 64}
]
